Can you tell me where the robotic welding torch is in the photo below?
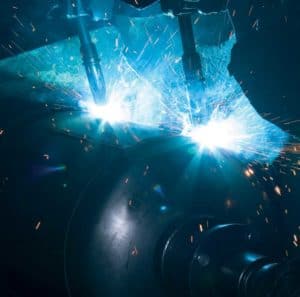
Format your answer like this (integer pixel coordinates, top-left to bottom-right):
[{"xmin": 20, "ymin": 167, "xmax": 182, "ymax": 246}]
[
  {"xmin": 178, "ymin": 14, "xmax": 204, "ymax": 83},
  {"xmin": 161, "ymin": 0, "xmax": 206, "ymax": 124},
  {"xmin": 67, "ymin": 0, "xmax": 107, "ymax": 104}
]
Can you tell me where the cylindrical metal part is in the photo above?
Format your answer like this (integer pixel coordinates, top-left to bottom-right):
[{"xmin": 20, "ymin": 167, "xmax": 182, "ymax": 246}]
[
  {"xmin": 178, "ymin": 14, "xmax": 204, "ymax": 83},
  {"xmin": 177, "ymin": 14, "xmax": 205, "ymax": 125},
  {"xmin": 187, "ymin": 224, "xmax": 300, "ymax": 297},
  {"xmin": 77, "ymin": 16, "xmax": 106, "ymax": 104}
]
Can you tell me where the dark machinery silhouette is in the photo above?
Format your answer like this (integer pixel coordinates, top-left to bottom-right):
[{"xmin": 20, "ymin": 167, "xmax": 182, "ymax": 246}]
[
  {"xmin": 63, "ymin": 129, "xmax": 300, "ymax": 297},
  {"xmin": 2, "ymin": 111, "xmax": 299, "ymax": 297}
]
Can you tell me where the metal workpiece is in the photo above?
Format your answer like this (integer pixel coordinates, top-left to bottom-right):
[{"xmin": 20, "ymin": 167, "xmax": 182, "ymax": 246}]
[
  {"xmin": 0, "ymin": 107, "xmax": 298, "ymax": 297},
  {"xmin": 62, "ymin": 129, "xmax": 282, "ymax": 297},
  {"xmin": 188, "ymin": 224, "xmax": 300, "ymax": 297}
]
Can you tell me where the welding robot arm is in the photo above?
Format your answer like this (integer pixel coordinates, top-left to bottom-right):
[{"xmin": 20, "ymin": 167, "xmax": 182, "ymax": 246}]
[
  {"xmin": 69, "ymin": 0, "xmax": 222, "ymax": 105},
  {"xmin": 65, "ymin": 0, "xmax": 155, "ymax": 103},
  {"xmin": 158, "ymin": 0, "xmax": 300, "ymax": 128},
  {"xmin": 66, "ymin": 0, "xmax": 200, "ymax": 106},
  {"xmin": 124, "ymin": 0, "xmax": 300, "ymax": 127},
  {"xmin": 156, "ymin": 0, "xmax": 287, "ymax": 76},
  {"xmin": 70, "ymin": 0, "xmax": 300, "ymax": 127},
  {"xmin": 125, "ymin": 0, "xmax": 205, "ymax": 83},
  {"xmin": 65, "ymin": 0, "xmax": 158, "ymax": 104}
]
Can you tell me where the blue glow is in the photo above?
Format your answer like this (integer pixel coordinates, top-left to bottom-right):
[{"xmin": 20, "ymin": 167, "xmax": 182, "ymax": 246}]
[
  {"xmin": 184, "ymin": 118, "xmax": 245, "ymax": 152},
  {"xmin": 160, "ymin": 205, "xmax": 168, "ymax": 212},
  {"xmin": 243, "ymin": 252, "xmax": 260, "ymax": 262},
  {"xmin": 0, "ymin": 12, "xmax": 288, "ymax": 163},
  {"xmin": 181, "ymin": 96, "xmax": 288, "ymax": 161},
  {"xmin": 32, "ymin": 164, "xmax": 67, "ymax": 177},
  {"xmin": 77, "ymin": 16, "xmax": 287, "ymax": 163},
  {"xmin": 79, "ymin": 66, "xmax": 166, "ymax": 126},
  {"xmin": 80, "ymin": 99, "xmax": 131, "ymax": 124},
  {"xmin": 153, "ymin": 184, "xmax": 165, "ymax": 197}
]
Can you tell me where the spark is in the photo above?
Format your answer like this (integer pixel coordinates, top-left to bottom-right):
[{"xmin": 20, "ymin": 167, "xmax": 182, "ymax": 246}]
[
  {"xmin": 30, "ymin": 22, "xmax": 36, "ymax": 32},
  {"xmin": 199, "ymin": 224, "xmax": 204, "ymax": 232},
  {"xmin": 225, "ymin": 199, "xmax": 234, "ymax": 208},
  {"xmin": 245, "ymin": 168, "xmax": 255, "ymax": 177},
  {"xmin": 32, "ymin": 164, "xmax": 67, "ymax": 177},
  {"xmin": 35, "ymin": 221, "xmax": 41, "ymax": 230},
  {"xmin": 274, "ymin": 185, "xmax": 282, "ymax": 196},
  {"xmin": 43, "ymin": 153, "xmax": 50, "ymax": 160},
  {"xmin": 131, "ymin": 246, "xmax": 138, "ymax": 256}
]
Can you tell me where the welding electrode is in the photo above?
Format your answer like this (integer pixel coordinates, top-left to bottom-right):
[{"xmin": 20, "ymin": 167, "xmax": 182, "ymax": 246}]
[{"xmin": 77, "ymin": 15, "xmax": 106, "ymax": 104}]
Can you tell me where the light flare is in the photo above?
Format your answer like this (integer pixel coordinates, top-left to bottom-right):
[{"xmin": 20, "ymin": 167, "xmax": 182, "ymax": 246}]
[
  {"xmin": 184, "ymin": 117, "xmax": 250, "ymax": 152},
  {"xmin": 80, "ymin": 99, "xmax": 131, "ymax": 124}
]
